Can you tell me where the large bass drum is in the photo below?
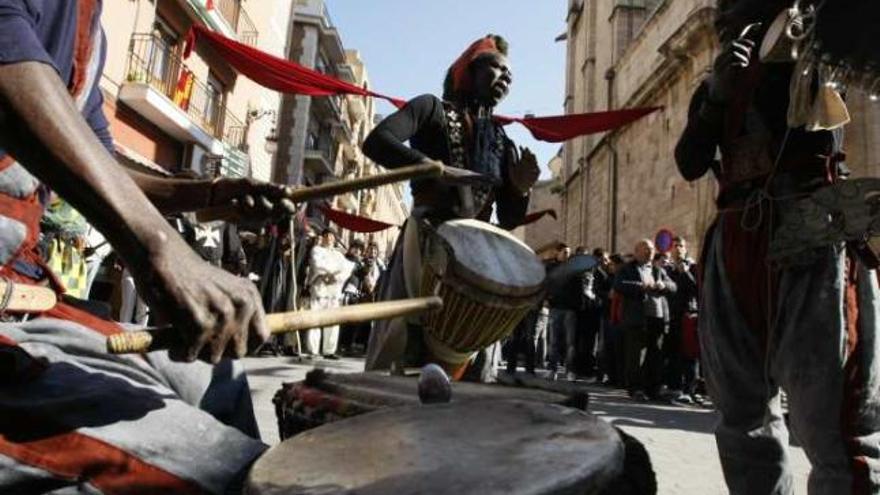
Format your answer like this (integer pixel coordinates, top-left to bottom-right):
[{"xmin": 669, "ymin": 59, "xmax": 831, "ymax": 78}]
[
  {"xmin": 419, "ymin": 219, "xmax": 546, "ymax": 377},
  {"xmin": 273, "ymin": 370, "xmax": 579, "ymax": 440},
  {"xmin": 249, "ymin": 400, "xmax": 625, "ymax": 495}
]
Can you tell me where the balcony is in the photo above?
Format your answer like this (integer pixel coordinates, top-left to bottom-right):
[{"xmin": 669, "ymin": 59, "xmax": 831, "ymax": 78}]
[
  {"xmin": 188, "ymin": 0, "xmax": 258, "ymax": 46},
  {"xmin": 303, "ymin": 147, "xmax": 334, "ymax": 177},
  {"xmin": 119, "ymin": 33, "xmax": 247, "ymax": 154},
  {"xmin": 216, "ymin": 0, "xmax": 259, "ymax": 46}
]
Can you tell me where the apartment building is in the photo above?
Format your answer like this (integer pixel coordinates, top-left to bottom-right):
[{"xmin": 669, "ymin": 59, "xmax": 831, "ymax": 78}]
[
  {"xmin": 274, "ymin": 0, "xmax": 409, "ymax": 247},
  {"xmin": 99, "ymin": 0, "xmax": 294, "ymax": 181}
]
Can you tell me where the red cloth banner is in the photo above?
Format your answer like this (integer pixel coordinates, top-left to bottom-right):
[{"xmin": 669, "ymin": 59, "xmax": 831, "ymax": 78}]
[
  {"xmin": 495, "ymin": 108, "xmax": 661, "ymax": 143},
  {"xmin": 184, "ymin": 25, "xmax": 659, "ymax": 142},
  {"xmin": 184, "ymin": 26, "xmax": 406, "ymax": 108},
  {"xmin": 318, "ymin": 204, "xmax": 398, "ymax": 233},
  {"xmin": 519, "ymin": 209, "xmax": 557, "ymax": 227}
]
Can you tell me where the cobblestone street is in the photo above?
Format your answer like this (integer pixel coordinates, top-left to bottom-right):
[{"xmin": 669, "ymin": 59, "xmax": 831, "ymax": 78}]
[{"xmin": 243, "ymin": 357, "xmax": 811, "ymax": 494}]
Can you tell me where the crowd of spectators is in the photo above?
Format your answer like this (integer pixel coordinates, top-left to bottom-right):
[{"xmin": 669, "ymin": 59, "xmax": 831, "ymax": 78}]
[{"xmin": 503, "ymin": 236, "xmax": 704, "ymax": 406}]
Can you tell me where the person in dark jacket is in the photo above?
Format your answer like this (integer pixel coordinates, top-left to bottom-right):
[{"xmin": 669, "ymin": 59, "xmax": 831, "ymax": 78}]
[
  {"xmin": 614, "ymin": 239, "xmax": 677, "ymax": 400},
  {"xmin": 547, "ymin": 245, "xmax": 581, "ymax": 380},
  {"xmin": 591, "ymin": 249, "xmax": 617, "ymax": 384},
  {"xmin": 339, "ymin": 239, "xmax": 367, "ymax": 355},
  {"xmin": 663, "ymin": 236, "xmax": 700, "ymax": 404}
]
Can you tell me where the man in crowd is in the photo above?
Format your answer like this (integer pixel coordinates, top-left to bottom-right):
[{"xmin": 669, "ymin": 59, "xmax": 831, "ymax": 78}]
[
  {"xmin": 302, "ymin": 228, "xmax": 355, "ymax": 359},
  {"xmin": 591, "ymin": 249, "xmax": 619, "ymax": 386},
  {"xmin": 676, "ymin": 1, "xmax": 880, "ymax": 492},
  {"xmin": 362, "ymin": 241, "xmax": 386, "ymax": 302},
  {"xmin": 362, "ymin": 34, "xmax": 540, "ymax": 378},
  {"xmin": 546, "ymin": 245, "xmax": 581, "ymax": 381},
  {"xmin": 0, "ymin": 1, "xmax": 295, "ymax": 490},
  {"xmin": 575, "ymin": 246, "xmax": 607, "ymax": 378},
  {"xmin": 338, "ymin": 239, "xmax": 366, "ymax": 355},
  {"xmin": 614, "ymin": 239, "xmax": 677, "ymax": 400},
  {"xmin": 662, "ymin": 236, "xmax": 699, "ymax": 405}
]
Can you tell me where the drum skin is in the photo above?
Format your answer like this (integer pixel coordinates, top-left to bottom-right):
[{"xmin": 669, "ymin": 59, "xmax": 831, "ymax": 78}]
[
  {"xmin": 274, "ymin": 371, "xmax": 576, "ymax": 440},
  {"xmin": 431, "ymin": 219, "xmax": 545, "ymax": 299},
  {"xmin": 247, "ymin": 400, "xmax": 624, "ymax": 495}
]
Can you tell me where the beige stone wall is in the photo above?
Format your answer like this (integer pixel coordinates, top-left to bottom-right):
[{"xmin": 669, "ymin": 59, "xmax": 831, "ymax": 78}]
[
  {"xmin": 584, "ymin": 146, "xmax": 612, "ymax": 250},
  {"xmin": 522, "ymin": 180, "xmax": 564, "ymax": 251},
  {"xmin": 562, "ymin": 0, "xmax": 719, "ymax": 255}
]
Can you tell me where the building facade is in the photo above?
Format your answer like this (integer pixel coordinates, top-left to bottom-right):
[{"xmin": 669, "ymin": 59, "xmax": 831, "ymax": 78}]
[
  {"xmin": 560, "ymin": 0, "xmax": 880, "ymax": 256},
  {"xmin": 521, "ymin": 151, "xmax": 565, "ymax": 254},
  {"xmin": 99, "ymin": 0, "xmax": 293, "ymax": 181},
  {"xmin": 340, "ymin": 51, "xmax": 408, "ymax": 259},
  {"xmin": 274, "ymin": 0, "xmax": 352, "ymax": 188},
  {"xmin": 275, "ymin": 0, "xmax": 408, "ymax": 253},
  {"xmin": 560, "ymin": 0, "xmax": 717, "ymax": 255}
]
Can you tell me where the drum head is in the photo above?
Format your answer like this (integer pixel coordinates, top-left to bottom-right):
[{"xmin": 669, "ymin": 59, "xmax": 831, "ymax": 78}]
[
  {"xmin": 248, "ymin": 400, "xmax": 623, "ymax": 495},
  {"xmin": 434, "ymin": 219, "xmax": 545, "ymax": 297}
]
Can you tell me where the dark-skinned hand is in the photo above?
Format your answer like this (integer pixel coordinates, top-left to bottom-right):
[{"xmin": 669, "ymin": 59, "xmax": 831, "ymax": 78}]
[
  {"xmin": 140, "ymin": 233, "xmax": 269, "ymax": 364},
  {"xmin": 508, "ymin": 146, "xmax": 540, "ymax": 195},
  {"xmin": 707, "ymin": 26, "xmax": 759, "ymax": 103},
  {"xmin": 209, "ymin": 177, "xmax": 297, "ymax": 224}
]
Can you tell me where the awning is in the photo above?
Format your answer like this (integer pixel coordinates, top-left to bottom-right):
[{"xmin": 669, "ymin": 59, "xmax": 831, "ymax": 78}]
[{"xmin": 114, "ymin": 144, "xmax": 173, "ymax": 177}]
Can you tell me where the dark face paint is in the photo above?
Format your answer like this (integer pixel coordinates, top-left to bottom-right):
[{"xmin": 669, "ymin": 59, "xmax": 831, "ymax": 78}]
[{"xmin": 470, "ymin": 53, "xmax": 512, "ymax": 107}]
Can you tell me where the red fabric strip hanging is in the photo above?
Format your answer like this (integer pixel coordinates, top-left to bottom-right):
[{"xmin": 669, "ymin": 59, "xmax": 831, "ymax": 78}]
[
  {"xmin": 518, "ymin": 209, "xmax": 557, "ymax": 227},
  {"xmin": 318, "ymin": 204, "xmax": 398, "ymax": 233},
  {"xmin": 184, "ymin": 26, "xmax": 406, "ymax": 107},
  {"xmin": 495, "ymin": 107, "xmax": 662, "ymax": 143},
  {"xmin": 183, "ymin": 25, "xmax": 659, "ymax": 142}
]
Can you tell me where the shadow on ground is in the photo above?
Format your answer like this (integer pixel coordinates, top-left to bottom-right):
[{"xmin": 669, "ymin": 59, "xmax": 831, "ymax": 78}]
[{"xmin": 583, "ymin": 386, "xmax": 717, "ymax": 435}]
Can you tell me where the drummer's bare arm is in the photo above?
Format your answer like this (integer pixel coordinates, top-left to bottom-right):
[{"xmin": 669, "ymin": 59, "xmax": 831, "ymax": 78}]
[
  {"xmin": 363, "ymin": 94, "xmax": 441, "ymax": 168},
  {"xmin": 674, "ymin": 82, "xmax": 722, "ymax": 181},
  {"xmin": 0, "ymin": 61, "xmax": 268, "ymax": 362},
  {"xmin": 126, "ymin": 169, "xmax": 295, "ymax": 220},
  {"xmin": 496, "ymin": 139, "xmax": 532, "ymax": 229}
]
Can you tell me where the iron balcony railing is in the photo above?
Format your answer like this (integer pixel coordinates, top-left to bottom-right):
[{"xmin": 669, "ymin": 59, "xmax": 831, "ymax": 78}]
[
  {"xmin": 125, "ymin": 33, "xmax": 247, "ymax": 150},
  {"xmin": 216, "ymin": 0, "xmax": 258, "ymax": 46}
]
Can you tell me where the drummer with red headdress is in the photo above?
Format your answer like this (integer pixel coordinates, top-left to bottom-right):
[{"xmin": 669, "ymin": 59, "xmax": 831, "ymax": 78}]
[{"xmin": 362, "ymin": 35, "xmax": 540, "ymax": 380}]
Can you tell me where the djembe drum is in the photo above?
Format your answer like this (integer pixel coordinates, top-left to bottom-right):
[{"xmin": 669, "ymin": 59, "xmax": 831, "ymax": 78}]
[
  {"xmin": 248, "ymin": 400, "xmax": 625, "ymax": 495},
  {"xmin": 419, "ymin": 219, "xmax": 546, "ymax": 378}
]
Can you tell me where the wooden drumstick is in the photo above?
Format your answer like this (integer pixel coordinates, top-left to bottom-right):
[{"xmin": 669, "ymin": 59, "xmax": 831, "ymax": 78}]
[
  {"xmin": 195, "ymin": 162, "xmax": 444, "ymax": 222},
  {"xmin": 106, "ymin": 296, "xmax": 443, "ymax": 354}
]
